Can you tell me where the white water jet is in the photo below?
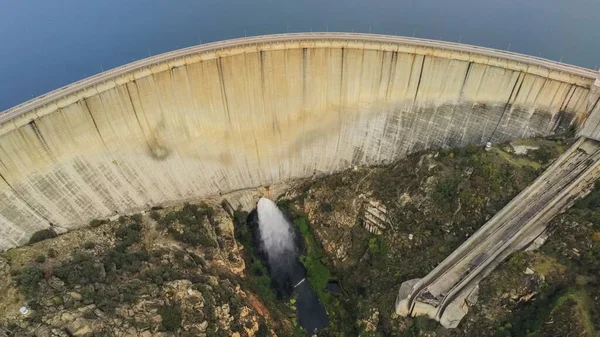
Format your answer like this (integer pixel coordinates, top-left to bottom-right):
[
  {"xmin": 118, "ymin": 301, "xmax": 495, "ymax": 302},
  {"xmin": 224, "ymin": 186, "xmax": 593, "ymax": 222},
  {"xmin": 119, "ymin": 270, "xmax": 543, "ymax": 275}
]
[
  {"xmin": 256, "ymin": 197, "xmax": 296, "ymax": 264},
  {"xmin": 256, "ymin": 197, "xmax": 329, "ymax": 332}
]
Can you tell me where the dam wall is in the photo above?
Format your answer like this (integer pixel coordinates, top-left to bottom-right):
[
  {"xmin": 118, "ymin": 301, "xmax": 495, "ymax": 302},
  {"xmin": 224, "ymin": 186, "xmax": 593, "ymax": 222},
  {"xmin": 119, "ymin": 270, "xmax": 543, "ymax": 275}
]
[{"xmin": 0, "ymin": 33, "xmax": 597, "ymax": 250}]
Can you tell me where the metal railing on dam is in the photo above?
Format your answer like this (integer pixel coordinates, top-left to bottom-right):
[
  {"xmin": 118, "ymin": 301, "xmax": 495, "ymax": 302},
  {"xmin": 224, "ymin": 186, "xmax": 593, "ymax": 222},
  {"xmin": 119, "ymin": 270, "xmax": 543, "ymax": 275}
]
[{"xmin": 0, "ymin": 33, "xmax": 598, "ymax": 250}]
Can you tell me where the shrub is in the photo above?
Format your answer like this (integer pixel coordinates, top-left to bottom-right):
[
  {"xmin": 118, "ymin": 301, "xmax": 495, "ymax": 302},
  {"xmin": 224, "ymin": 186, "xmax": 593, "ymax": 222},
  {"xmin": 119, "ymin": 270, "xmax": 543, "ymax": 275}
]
[
  {"xmin": 47, "ymin": 248, "xmax": 58, "ymax": 258},
  {"xmin": 144, "ymin": 266, "xmax": 183, "ymax": 285},
  {"xmin": 320, "ymin": 202, "xmax": 334, "ymax": 212},
  {"xmin": 531, "ymin": 145, "xmax": 554, "ymax": 164},
  {"xmin": 368, "ymin": 237, "xmax": 389, "ymax": 257},
  {"xmin": 190, "ymin": 253, "xmax": 206, "ymax": 268},
  {"xmin": 434, "ymin": 177, "xmax": 460, "ymax": 202},
  {"xmin": 256, "ymin": 322, "xmax": 269, "ymax": 337},
  {"xmin": 34, "ymin": 254, "xmax": 46, "ymax": 264},
  {"xmin": 93, "ymin": 287, "xmax": 119, "ymax": 313},
  {"xmin": 52, "ymin": 252, "xmax": 110, "ymax": 286},
  {"xmin": 84, "ymin": 241, "xmax": 96, "ymax": 250},
  {"xmin": 158, "ymin": 305, "xmax": 182, "ymax": 332},
  {"xmin": 89, "ymin": 219, "xmax": 108, "ymax": 228},
  {"xmin": 150, "ymin": 211, "xmax": 161, "ymax": 221},
  {"xmin": 116, "ymin": 223, "xmax": 142, "ymax": 247},
  {"xmin": 574, "ymin": 181, "xmax": 600, "ymax": 209},
  {"xmin": 131, "ymin": 213, "xmax": 143, "ymax": 223},
  {"xmin": 83, "ymin": 311, "xmax": 96, "ymax": 319},
  {"xmin": 28, "ymin": 229, "xmax": 57, "ymax": 244},
  {"xmin": 104, "ymin": 248, "xmax": 149, "ymax": 273},
  {"xmin": 174, "ymin": 250, "xmax": 185, "ymax": 261},
  {"xmin": 17, "ymin": 266, "xmax": 43, "ymax": 297},
  {"xmin": 163, "ymin": 204, "xmax": 217, "ymax": 247},
  {"xmin": 118, "ymin": 216, "xmax": 127, "ymax": 224}
]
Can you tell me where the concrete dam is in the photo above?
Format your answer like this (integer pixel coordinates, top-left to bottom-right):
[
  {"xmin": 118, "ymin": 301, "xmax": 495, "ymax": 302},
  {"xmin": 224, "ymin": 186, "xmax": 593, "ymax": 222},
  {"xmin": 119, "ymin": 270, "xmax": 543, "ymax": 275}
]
[{"xmin": 0, "ymin": 32, "xmax": 599, "ymax": 255}]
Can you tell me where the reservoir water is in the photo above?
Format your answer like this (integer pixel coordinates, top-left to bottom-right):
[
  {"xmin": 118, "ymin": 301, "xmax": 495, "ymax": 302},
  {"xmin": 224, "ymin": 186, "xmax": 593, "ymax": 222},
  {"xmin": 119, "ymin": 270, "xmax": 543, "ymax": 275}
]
[{"xmin": 1, "ymin": 0, "xmax": 600, "ymax": 112}]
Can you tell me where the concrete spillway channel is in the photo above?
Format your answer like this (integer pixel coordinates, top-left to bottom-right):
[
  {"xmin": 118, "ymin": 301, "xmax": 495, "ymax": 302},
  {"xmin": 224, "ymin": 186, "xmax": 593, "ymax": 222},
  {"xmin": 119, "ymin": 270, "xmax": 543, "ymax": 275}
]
[{"xmin": 396, "ymin": 137, "xmax": 600, "ymax": 328}]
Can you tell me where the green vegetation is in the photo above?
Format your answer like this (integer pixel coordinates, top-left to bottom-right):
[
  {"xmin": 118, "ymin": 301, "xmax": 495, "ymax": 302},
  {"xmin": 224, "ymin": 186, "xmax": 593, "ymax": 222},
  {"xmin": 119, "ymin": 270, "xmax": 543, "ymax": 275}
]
[
  {"xmin": 529, "ymin": 144, "xmax": 556, "ymax": 165},
  {"xmin": 232, "ymin": 208, "xmax": 316, "ymax": 336},
  {"xmin": 89, "ymin": 219, "xmax": 108, "ymax": 228},
  {"xmin": 17, "ymin": 266, "xmax": 43, "ymax": 297},
  {"xmin": 256, "ymin": 321, "xmax": 269, "ymax": 337},
  {"xmin": 573, "ymin": 181, "xmax": 600, "ymax": 210},
  {"xmin": 278, "ymin": 137, "xmax": 570, "ymax": 336},
  {"xmin": 296, "ymin": 216, "xmax": 331, "ymax": 299},
  {"xmin": 249, "ymin": 258, "xmax": 276, "ymax": 302},
  {"xmin": 367, "ymin": 237, "xmax": 388, "ymax": 259},
  {"xmin": 495, "ymin": 288, "xmax": 595, "ymax": 337},
  {"xmin": 277, "ymin": 202, "xmax": 354, "ymax": 337},
  {"xmin": 47, "ymin": 248, "xmax": 57, "ymax": 258},
  {"xmin": 471, "ymin": 170, "xmax": 600, "ymax": 337},
  {"xmin": 159, "ymin": 203, "xmax": 217, "ymax": 247},
  {"xmin": 158, "ymin": 304, "xmax": 183, "ymax": 332},
  {"xmin": 150, "ymin": 210, "xmax": 161, "ymax": 221},
  {"xmin": 233, "ymin": 210, "xmax": 276, "ymax": 302},
  {"xmin": 403, "ymin": 317, "xmax": 440, "ymax": 337},
  {"xmin": 28, "ymin": 228, "xmax": 56, "ymax": 244},
  {"xmin": 34, "ymin": 254, "xmax": 46, "ymax": 263},
  {"xmin": 5, "ymin": 203, "xmax": 259, "ymax": 336}
]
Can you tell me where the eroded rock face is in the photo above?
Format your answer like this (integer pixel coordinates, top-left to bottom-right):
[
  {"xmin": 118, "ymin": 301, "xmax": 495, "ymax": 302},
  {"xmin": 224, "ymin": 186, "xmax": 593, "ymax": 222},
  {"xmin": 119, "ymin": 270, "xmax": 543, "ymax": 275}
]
[
  {"xmin": 276, "ymin": 138, "xmax": 580, "ymax": 336},
  {"xmin": 0, "ymin": 202, "xmax": 271, "ymax": 337}
]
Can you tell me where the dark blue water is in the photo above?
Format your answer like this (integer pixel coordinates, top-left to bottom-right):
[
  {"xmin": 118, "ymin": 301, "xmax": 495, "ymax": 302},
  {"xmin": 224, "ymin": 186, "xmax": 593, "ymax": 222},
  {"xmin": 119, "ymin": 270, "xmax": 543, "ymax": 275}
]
[{"xmin": 2, "ymin": 0, "xmax": 600, "ymax": 111}]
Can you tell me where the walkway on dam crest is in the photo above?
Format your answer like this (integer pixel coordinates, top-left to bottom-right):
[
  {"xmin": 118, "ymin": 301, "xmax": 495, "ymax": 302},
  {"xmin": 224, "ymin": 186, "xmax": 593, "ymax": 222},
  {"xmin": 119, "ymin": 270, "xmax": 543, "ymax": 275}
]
[
  {"xmin": 1, "ymin": 32, "xmax": 596, "ymax": 124},
  {"xmin": 396, "ymin": 137, "xmax": 600, "ymax": 328}
]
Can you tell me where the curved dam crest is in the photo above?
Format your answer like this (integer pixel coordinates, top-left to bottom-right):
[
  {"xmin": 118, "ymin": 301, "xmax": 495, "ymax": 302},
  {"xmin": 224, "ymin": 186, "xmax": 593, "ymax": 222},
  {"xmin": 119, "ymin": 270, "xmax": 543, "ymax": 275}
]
[{"xmin": 0, "ymin": 33, "xmax": 598, "ymax": 250}]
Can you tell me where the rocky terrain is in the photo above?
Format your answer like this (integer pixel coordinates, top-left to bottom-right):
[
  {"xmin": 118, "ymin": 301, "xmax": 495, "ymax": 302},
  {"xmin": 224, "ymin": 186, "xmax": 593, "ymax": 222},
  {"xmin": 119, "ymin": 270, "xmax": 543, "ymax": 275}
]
[
  {"xmin": 276, "ymin": 136, "xmax": 599, "ymax": 336},
  {"xmin": 2, "ymin": 136, "xmax": 599, "ymax": 337},
  {"xmin": 0, "ymin": 203, "xmax": 278, "ymax": 337}
]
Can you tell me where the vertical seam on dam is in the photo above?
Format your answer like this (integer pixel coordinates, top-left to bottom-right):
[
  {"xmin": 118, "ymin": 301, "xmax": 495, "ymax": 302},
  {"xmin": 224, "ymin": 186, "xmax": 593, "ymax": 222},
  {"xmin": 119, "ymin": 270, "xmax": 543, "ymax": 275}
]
[
  {"xmin": 125, "ymin": 83, "xmax": 153, "ymax": 150},
  {"xmin": 531, "ymin": 77, "xmax": 550, "ymax": 109},
  {"xmin": 302, "ymin": 48, "xmax": 307, "ymax": 108},
  {"xmin": 28, "ymin": 120, "xmax": 54, "ymax": 161},
  {"xmin": 488, "ymin": 71, "xmax": 523, "ymax": 142},
  {"xmin": 334, "ymin": 47, "xmax": 345, "ymax": 156},
  {"xmin": 441, "ymin": 61, "xmax": 474, "ymax": 146},
  {"xmin": 257, "ymin": 50, "xmax": 268, "ymax": 180},
  {"xmin": 561, "ymin": 85, "xmax": 577, "ymax": 111},
  {"xmin": 259, "ymin": 50, "xmax": 277, "ymax": 135},
  {"xmin": 511, "ymin": 72, "xmax": 525, "ymax": 103},
  {"xmin": 94, "ymin": 91, "xmax": 149, "ymax": 207},
  {"xmin": 589, "ymin": 96, "xmax": 600, "ymax": 115},
  {"xmin": 459, "ymin": 62, "xmax": 473, "ymax": 96},
  {"xmin": 413, "ymin": 56, "xmax": 426, "ymax": 104},
  {"xmin": 216, "ymin": 57, "xmax": 232, "ymax": 124},
  {"xmin": 82, "ymin": 99, "xmax": 108, "ymax": 148},
  {"xmin": 405, "ymin": 55, "xmax": 427, "ymax": 153},
  {"xmin": 586, "ymin": 96, "xmax": 600, "ymax": 135},
  {"xmin": 378, "ymin": 51, "xmax": 386, "ymax": 96},
  {"xmin": 302, "ymin": 47, "xmax": 308, "ymax": 159},
  {"xmin": 385, "ymin": 51, "xmax": 398, "ymax": 100},
  {"xmin": 393, "ymin": 54, "xmax": 418, "ymax": 157}
]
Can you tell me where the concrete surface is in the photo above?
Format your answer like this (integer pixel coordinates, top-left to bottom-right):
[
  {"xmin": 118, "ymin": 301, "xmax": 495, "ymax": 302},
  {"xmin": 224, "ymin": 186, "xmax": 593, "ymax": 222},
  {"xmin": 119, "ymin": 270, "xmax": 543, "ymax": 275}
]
[{"xmin": 0, "ymin": 33, "xmax": 598, "ymax": 250}]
